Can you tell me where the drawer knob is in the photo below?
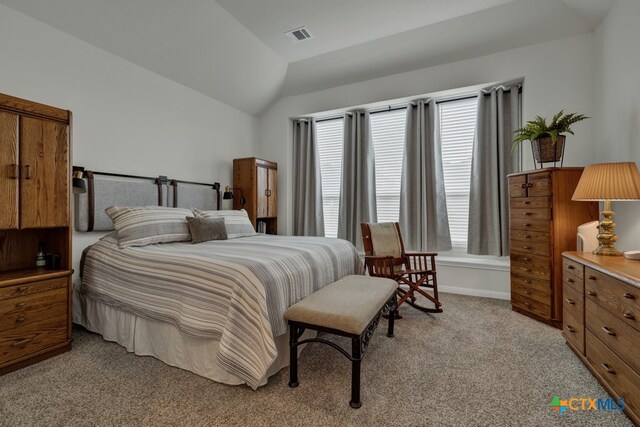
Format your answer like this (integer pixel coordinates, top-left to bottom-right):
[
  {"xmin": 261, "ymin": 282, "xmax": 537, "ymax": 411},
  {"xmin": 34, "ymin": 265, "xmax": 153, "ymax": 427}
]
[
  {"xmin": 567, "ymin": 265, "xmax": 575, "ymax": 270},
  {"xmin": 566, "ymin": 325, "xmax": 576, "ymax": 333},
  {"xmin": 16, "ymin": 286, "xmax": 26, "ymax": 293},
  {"xmin": 523, "ymin": 268, "xmax": 532, "ymax": 272},
  {"xmin": 527, "ymin": 183, "xmax": 534, "ymax": 188},
  {"xmin": 524, "ymin": 302, "xmax": 532, "ymax": 307},
  {"xmin": 602, "ymin": 363, "xmax": 616, "ymax": 375},
  {"xmin": 524, "ymin": 280, "xmax": 532, "ymax": 284},
  {"xmin": 524, "ymin": 290, "xmax": 531, "ymax": 295},
  {"xmin": 588, "ymin": 275, "xmax": 597, "ymax": 281},
  {"xmin": 602, "ymin": 326, "xmax": 616, "ymax": 336},
  {"xmin": 524, "ymin": 235, "xmax": 531, "ymax": 239},
  {"xmin": 523, "ymin": 201, "xmax": 530, "ymax": 205},
  {"xmin": 523, "ymin": 223, "xmax": 531, "ymax": 227},
  {"xmin": 15, "ymin": 316, "xmax": 26, "ymax": 323},
  {"xmin": 567, "ymin": 278, "xmax": 574, "ymax": 283},
  {"xmin": 522, "ymin": 257, "xmax": 530, "ymax": 261},
  {"xmin": 523, "ymin": 245, "xmax": 532, "ymax": 249},
  {"xmin": 623, "ymin": 292, "xmax": 636, "ymax": 300},
  {"xmin": 565, "ymin": 298, "xmax": 575, "ymax": 305},
  {"xmin": 587, "ymin": 290, "xmax": 597, "ymax": 296},
  {"xmin": 524, "ymin": 212, "xmax": 532, "ymax": 216},
  {"xmin": 15, "ymin": 302, "xmax": 26, "ymax": 308},
  {"xmin": 521, "ymin": 183, "xmax": 527, "ymax": 188},
  {"xmin": 624, "ymin": 312, "xmax": 636, "ymax": 321},
  {"xmin": 11, "ymin": 338, "xmax": 33, "ymax": 347}
]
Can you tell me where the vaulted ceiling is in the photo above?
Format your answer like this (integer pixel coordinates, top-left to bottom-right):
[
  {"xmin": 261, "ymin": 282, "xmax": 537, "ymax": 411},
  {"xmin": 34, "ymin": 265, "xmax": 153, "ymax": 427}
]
[{"xmin": 0, "ymin": 0, "xmax": 614, "ymax": 115}]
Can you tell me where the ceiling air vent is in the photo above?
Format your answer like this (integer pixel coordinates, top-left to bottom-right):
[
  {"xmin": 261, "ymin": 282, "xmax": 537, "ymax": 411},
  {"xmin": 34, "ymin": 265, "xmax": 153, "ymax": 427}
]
[{"xmin": 284, "ymin": 26, "xmax": 313, "ymax": 43}]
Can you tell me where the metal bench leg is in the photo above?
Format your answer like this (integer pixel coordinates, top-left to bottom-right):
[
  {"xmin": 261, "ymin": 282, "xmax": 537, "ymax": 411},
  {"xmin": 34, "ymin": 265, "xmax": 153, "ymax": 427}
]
[
  {"xmin": 289, "ymin": 324, "xmax": 299, "ymax": 388},
  {"xmin": 350, "ymin": 336, "xmax": 362, "ymax": 409},
  {"xmin": 387, "ymin": 296, "xmax": 396, "ymax": 338}
]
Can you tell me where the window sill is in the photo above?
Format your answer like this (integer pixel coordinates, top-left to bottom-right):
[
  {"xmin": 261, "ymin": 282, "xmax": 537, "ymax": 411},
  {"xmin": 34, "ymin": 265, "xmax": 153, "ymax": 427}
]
[{"xmin": 359, "ymin": 250, "xmax": 510, "ymax": 272}]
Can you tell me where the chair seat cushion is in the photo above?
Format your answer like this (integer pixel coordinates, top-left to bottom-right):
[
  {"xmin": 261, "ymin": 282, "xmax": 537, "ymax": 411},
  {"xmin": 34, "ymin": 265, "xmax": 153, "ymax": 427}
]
[{"xmin": 284, "ymin": 275, "xmax": 397, "ymax": 335}]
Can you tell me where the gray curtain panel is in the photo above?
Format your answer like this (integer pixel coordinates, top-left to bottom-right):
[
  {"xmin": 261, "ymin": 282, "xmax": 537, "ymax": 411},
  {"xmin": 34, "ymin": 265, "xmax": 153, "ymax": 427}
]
[
  {"xmin": 338, "ymin": 111, "xmax": 377, "ymax": 249},
  {"xmin": 292, "ymin": 118, "xmax": 325, "ymax": 236},
  {"xmin": 467, "ymin": 84, "xmax": 522, "ymax": 256},
  {"xmin": 399, "ymin": 99, "xmax": 452, "ymax": 252}
]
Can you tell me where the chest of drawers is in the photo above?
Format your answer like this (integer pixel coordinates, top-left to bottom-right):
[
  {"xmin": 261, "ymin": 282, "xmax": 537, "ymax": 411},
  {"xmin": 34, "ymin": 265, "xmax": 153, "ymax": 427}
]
[
  {"xmin": 0, "ymin": 271, "xmax": 72, "ymax": 374},
  {"xmin": 508, "ymin": 168, "xmax": 597, "ymax": 327},
  {"xmin": 562, "ymin": 252, "xmax": 640, "ymax": 425}
]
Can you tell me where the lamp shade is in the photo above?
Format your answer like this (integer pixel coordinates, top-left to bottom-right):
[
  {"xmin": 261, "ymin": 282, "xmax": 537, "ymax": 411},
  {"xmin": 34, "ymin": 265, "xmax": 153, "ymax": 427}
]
[{"xmin": 572, "ymin": 162, "xmax": 640, "ymax": 201}]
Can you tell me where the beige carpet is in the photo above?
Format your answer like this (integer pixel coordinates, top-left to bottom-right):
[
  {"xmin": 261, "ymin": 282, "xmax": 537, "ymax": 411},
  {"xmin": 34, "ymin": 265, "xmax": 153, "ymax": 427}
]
[{"xmin": 0, "ymin": 293, "xmax": 632, "ymax": 427}]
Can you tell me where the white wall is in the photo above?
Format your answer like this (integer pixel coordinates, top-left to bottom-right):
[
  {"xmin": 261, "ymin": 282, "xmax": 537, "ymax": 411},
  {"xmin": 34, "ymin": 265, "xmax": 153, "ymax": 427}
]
[
  {"xmin": 257, "ymin": 33, "xmax": 596, "ymax": 297},
  {"xmin": 593, "ymin": 0, "xmax": 640, "ymax": 252},
  {"xmin": 0, "ymin": 5, "xmax": 256, "ymax": 277}
]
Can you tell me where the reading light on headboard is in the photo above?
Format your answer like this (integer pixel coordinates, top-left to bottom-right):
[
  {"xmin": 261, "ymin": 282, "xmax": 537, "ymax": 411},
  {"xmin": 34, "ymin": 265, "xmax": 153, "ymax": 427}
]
[
  {"xmin": 72, "ymin": 166, "xmax": 87, "ymax": 194},
  {"xmin": 572, "ymin": 162, "xmax": 640, "ymax": 256},
  {"xmin": 223, "ymin": 185, "xmax": 246, "ymax": 206}
]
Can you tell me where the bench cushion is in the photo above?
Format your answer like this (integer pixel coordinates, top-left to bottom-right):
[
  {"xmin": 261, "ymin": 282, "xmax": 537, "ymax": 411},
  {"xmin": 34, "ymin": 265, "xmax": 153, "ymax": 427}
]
[{"xmin": 284, "ymin": 275, "xmax": 397, "ymax": 335}]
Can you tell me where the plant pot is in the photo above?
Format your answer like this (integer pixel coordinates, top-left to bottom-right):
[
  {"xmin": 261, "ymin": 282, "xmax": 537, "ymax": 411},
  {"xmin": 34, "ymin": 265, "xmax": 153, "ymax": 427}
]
[{"xmin": 531, "ymin": 135, "xmax": 565, "ymax": 164}]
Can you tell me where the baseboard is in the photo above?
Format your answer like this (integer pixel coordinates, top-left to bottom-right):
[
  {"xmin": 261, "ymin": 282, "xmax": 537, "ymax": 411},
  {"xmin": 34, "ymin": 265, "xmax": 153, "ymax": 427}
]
[{"xmin": 439, "ymin": 285, "xmax": 510, "ymax": 301}]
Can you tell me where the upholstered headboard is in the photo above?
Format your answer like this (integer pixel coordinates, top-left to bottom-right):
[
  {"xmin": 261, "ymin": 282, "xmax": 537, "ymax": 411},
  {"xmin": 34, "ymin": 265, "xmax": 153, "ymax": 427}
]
[{"xmin": 74, "ymin": 169, "xmax": 220, "ymax": 232}]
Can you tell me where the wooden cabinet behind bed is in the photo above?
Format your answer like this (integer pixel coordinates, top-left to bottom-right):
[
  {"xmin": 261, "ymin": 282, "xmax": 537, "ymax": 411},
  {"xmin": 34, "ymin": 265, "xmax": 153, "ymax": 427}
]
[
  {"xmin": 0, "ymin": 93, "xmax": 73, "ymax": 375},
  {"xmin": 233, "ymin": 157, "xmax": 277, "ymax": 234}
]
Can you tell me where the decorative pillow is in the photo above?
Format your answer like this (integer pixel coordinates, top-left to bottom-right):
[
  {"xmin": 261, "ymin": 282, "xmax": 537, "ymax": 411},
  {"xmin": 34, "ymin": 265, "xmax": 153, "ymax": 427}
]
[
  {"xmin": 105, "ymin": 206, "xmax": 194, "ymax": 248},
  {"xmin": 192, "ymin": 209, "xmax": 258, "ymax": 239},
  {"xmin": 186, "ymin": 216, "xmax": 227, "ymax": 243}
]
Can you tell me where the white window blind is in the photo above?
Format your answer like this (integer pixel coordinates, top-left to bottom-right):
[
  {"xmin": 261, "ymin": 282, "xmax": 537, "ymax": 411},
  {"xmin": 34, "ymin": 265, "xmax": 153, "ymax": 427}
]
[
  {"xmin": 370, "ymin": 109, "xmax": 407, "ymax": 223},
  {"xmin": 439, "ymin": 97, "xmax": 478, "ymax": 248},
  {"xmin": 316, "ymin": 118, "xmax": 344, "ymax": 238}
]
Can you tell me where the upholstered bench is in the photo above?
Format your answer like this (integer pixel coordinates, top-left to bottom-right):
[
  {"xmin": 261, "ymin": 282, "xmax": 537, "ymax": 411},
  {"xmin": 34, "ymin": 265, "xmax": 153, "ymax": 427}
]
[{"xmin": 284, "ymin": 275, "xmax": 397, "ymax": 408}]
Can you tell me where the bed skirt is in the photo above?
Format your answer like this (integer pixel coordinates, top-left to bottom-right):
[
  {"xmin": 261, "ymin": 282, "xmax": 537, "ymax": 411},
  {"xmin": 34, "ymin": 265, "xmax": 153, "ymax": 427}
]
[{"xmin": 72, "ymin": 286, "xmax": 314, "ymax": 387}]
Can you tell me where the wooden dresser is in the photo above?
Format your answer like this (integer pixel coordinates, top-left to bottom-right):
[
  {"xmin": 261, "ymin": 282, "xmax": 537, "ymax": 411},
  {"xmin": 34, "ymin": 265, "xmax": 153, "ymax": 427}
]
[
  {"xmin": 233, "ymin": 157, "xmax": 277, "ymax": 234},
  {"xmin": 0, "ymin": 93, "xmax": 73, "ymax": 375},
  {"xmin": 508, "ymin": 168, "xmax": 597, "ymax": 328},
  {"xmin": 562, "ymin": 252, "xmax": 640, "ymax": 425}
]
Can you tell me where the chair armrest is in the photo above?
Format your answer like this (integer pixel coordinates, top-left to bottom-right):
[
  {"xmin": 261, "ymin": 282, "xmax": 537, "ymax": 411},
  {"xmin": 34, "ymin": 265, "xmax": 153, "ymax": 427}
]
[{"xmin": 405, "ymin": 251, "xmax": 438, "ymax": 257}]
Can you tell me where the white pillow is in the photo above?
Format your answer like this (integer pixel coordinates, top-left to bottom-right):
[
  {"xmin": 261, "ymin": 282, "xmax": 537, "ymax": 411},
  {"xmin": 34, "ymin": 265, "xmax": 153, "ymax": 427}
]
[
  {"xmin": 192, "ymin": 209, "xmax": 258, "ymax": 239},
  {"xmin": 106, "ymin": 206, "xmax": 194, "ymax": 248}
]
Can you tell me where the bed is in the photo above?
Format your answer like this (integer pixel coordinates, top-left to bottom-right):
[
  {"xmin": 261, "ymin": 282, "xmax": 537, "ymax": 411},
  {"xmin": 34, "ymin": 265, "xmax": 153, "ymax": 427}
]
[{"xmin": 72, "ymin": 171, "xmax": 362, "ymax": 388}]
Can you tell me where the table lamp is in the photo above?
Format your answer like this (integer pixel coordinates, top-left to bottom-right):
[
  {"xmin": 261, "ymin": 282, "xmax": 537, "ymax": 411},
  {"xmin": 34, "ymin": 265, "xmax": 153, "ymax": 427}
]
[{"xmin": 572, "ymin": 162, "xmax": 640, "ymax": 256}]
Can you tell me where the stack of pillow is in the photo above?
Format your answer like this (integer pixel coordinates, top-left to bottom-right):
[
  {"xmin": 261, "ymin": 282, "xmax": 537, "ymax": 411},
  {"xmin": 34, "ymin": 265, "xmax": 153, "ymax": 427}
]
[{"xmin": 105, "ymin": 206, "xmax": 259, "ymax": 248}]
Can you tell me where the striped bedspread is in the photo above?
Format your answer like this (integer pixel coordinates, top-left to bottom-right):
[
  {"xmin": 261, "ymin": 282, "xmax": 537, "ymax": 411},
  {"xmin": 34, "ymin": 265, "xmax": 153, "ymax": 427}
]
[{"xmin": 80, "ymin": 234, "xmax": 363, "ymax": 388}]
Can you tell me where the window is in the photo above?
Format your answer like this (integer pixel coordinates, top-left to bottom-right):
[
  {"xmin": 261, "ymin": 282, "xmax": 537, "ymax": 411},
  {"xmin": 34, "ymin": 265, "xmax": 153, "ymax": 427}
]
[
  {"xmin": 314, "ymin": 96, "xmax": 478, "ymax": 247},
  {"xmin": 439, "ymin": 97, "xmax": 478, "ymax": 248},
  {"xmin": 316, "ymin": 118, "xmax": 344, "ymax": 238},
  {"xmin": 370, "ymin": 109, "xmax": 407, "ymax": 223}
]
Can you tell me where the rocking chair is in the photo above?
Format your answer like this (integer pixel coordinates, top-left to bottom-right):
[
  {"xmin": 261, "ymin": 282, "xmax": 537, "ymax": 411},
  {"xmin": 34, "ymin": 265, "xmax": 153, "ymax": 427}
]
[{"xmin": 361, "ymin": 222, "xmax": 442, "ymax": 315}]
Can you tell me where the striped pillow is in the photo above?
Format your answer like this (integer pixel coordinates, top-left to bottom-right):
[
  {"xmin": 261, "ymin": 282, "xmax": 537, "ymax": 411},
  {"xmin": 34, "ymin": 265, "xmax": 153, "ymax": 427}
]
[
  {"xmin": 106, "ymin": 206, "xmax": 194, "ymax": 248},
  {"xmin": 192, "ymin": 209, "xmax": 258, "ymax": 239}
]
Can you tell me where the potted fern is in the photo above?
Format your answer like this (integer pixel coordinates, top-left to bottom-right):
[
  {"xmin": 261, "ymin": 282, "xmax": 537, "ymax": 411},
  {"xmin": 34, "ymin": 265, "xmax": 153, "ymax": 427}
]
[{"xmin": 513, "ymin": 110, "xmax": 589, "ymax": 165}]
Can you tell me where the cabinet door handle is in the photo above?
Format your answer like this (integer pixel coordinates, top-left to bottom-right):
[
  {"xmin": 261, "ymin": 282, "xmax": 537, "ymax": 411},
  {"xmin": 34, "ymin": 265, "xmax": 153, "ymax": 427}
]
[
  {"xmin": 602, "ymin": 326, "xmax": 616, "ymax": 336},
  {"xmin": 565, "ymin": 298, "xmax": 575, "ymax": 305},
  {"xmin": 567, "ymin": 265, "xmax": 575, "ymax": 270},
  {"xmin": 602, "ymin": 363, "xmax": 616, "ymax": 375},
  {"xmin": 624, "ymin": 313, "xmax": 636, "ymax": 320},
  {"xmin": 588, "ymin": 275, "xmax": 597, "ymax": 281},
  {"xmin": 24, "ymin": 164, "xmax": 33, "ymax": 180},
  {"xmin": 587, "ymin": 290, "xmax": 597, "ymax": 297},
  {"xmin": 567, "ymin": 278, "xmax": 574, "ymax": 283},
  {"xmin": 527, "ymin": 183, "xmax": 534, "ymax": 188},
  {"xmin": 623, "ymin": 292, "xmax": 636, "ymax": 300},
  {"xmin": 521, "ymin": 183, "xmax": 527, "ymax": 188},
  {"xmin": 9, "ymin": 164, "xmax": 19, "ymax": 179},
  {"xmin": 11, "ymin": 338, "xmax": 32, "ymax": 347},
  {"xmin": 566, "ymin": 325, "xmax": 575, "ymax": 333}
]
